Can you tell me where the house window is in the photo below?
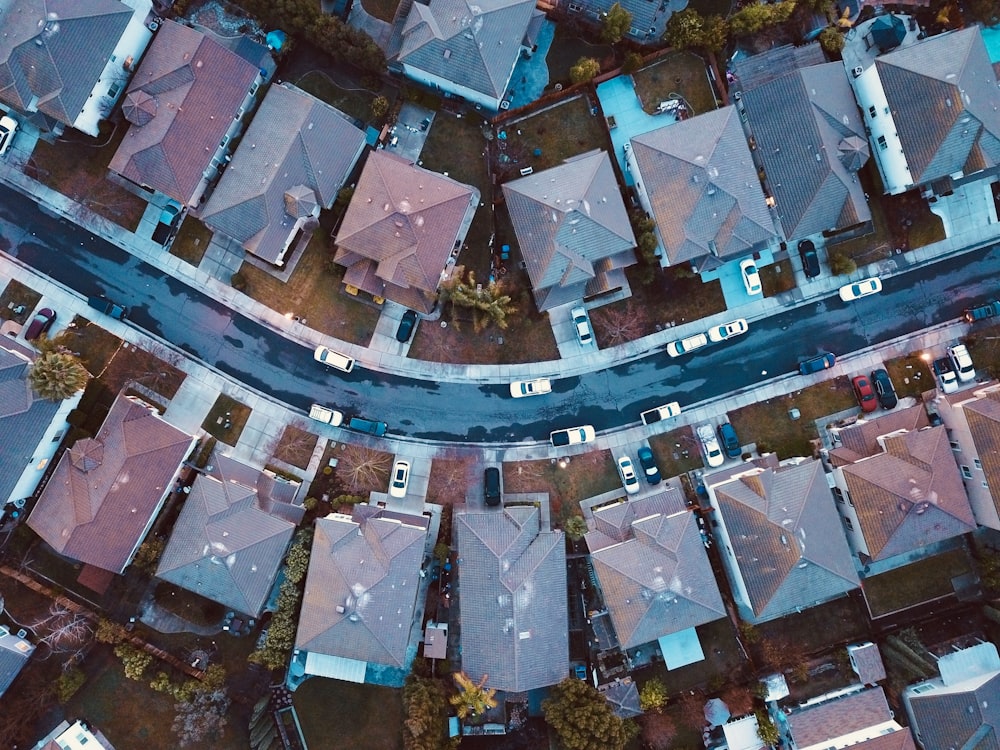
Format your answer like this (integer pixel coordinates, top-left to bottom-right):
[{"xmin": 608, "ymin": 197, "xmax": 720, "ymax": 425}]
[
  {"xmin": 234, "ymin": 107, "xmax": 245, "ymax": 121},
  {"xmin": 951, "ymin": 440, "xmax": 961, "ymax": 451},
  {"xmin": 568, "ymin": 2, "xmax": 582, "ymax": 10},
  {"xmin": 962, "ymin": 465, "xmax": 973, "ymax": 479},
  {"xmin": 219, "ymin": 135, "xmax": 229, "ymax": 148},
  {"xmin": 51, "ymin": 432, "xmax": 63, "ymax": 443},
  {"xmin": 869, "ymin": 105, "xmax": 877, "ymax": 118},
  {"xmin": 249, "ymin": 82, "xmax": 259, "ymax": 96},
  {"xmin": 833, "ymin": 487, "xmax": 845, "ymax": 503},
  {"xmin": 108, "ymin": 83, "xmax": 121, "ymax": 99},
  {"xmin": 877, "ymin": 135, "xmax": 888, "ymax": 151},
  {"xmin": 843, "ymin": 515, "xmax": 853, "ymax": 530},
  {"xmin": 975, "ymin": 458, "xmax": 983, "ymax": 469}
]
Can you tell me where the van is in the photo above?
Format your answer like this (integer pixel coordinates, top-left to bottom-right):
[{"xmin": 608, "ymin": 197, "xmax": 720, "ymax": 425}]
[
  {"xmin": 717, "ymin": 422, "xmax": 740, "ymax": 458},
  {"xmin": 348, "ymin": 417, "xmax": 388, "ymax": 437},
  {"xmin": 314, "ymin": 345, "xmax": 355, "ymax": 373}
]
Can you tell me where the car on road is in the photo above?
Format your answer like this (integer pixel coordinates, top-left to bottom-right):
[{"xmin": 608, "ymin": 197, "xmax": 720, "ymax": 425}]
[
  {"xmin": 641, "ymin": 401, "xmax": 681, "ymax": 425},
  {"xmin": 308, "ymin": 404, "xmax": 344, "ymax": 426},
  {"xmin": 347, "ymin": 417, "xmax": 388, "ymax": 436},
  {"xmin": 617, "ymin": 455, "xmax": 640, "ymax": 495},
  {"xmin": 667, "ymin": 332, "xmax": 709, "ymax": 358},
  {"xmin": 740, "ymin": 258, "xmax": 762, "ymax": 295},
  {"xmin": 717, "ymin": 422, "xmax": 741, "ymax": 458},
  {"xmin": 551, "ymin": 425, "xmax": 596, "ymax": 447},
  {"xmin": 852, "ymin": 375, "xmax": 878, "ymax": 412},
  {"xmin": 87, "ymin": 295, "xmax": 128, "ymax": 320},
  {"xmin": 964, "ymin": 300, "xmax": 1000, "ymax": 323},
  {"xmin": 798, "ymin": 239, "xmax": 820, "ymax": 278},
  {"xmin": 947, "ymin": 344, "xmax": 976, "ymax": 382},
  {"xmin": 24, "ymin": 307, "xmax": 55, "ymax": 341},
  {"xmin": 839, "ymin": 277, "xmax": 882, "ymax": 301},
  {"xmin": 509, "ymin": 378, "xmax": 552, "ymax": 398},
  {"xmin": 0, "ymin": 115, "xmax": 18, "ymax": 157},
  {"xmin": 484, "ymin": 467, "xmax": 501, "ymax": 506},
  {"xmin": 314, "ymin": 345, "xmax": 355, "ymax": 373},
  {"xmin": 697, "ymin": 423, "xmax": 724, "ymax": 468},
  {"xmin": 707, "ymin": 318, "xmax": 748, "ymax": 343},
  {"xmin": 396, "ymin": 309, "xmax": 418, "ymax": 342},
  {"xmin": 152, "ymin": 200, "xmax": 183, "ymax": 245},
  {"xmin": 637, "ymin": 446, "xmax": 661, "ymax": 485},
  {"xmin": 571, "ymin": 306, "xmax": 593, "ymax": 345},
  {"xmin": 933, "ymin": 357, "xmax": 959, "ymax": 394},
  {"xmin": 870, "ymin": 368, "xmax": 897, "ymax": 409},
  {"xmin": 799, "ymin": 352, "xmax": 835, "ymax": 375},
  {"xmin": 389, "ymin": 460, "xmax": 410, "ymax": 498}
]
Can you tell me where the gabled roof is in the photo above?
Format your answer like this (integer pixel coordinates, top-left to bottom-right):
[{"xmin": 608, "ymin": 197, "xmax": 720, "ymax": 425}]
[
  {"xmin": 631, "ymin": 107, "xmax": 778, "ymax": 267},
  {"xmin": 334, "ymin": 150, "xmax": 477, "ymax": 313},
  {"xmin": 587, "ymin": 490, "xmax": 725, "ymax": 649},
  {"xmin": 503, "ymin": 150, "xmax": 636, "ymax": 311},
  {"xmin": 961, "ymin": 388, "xmax": 1000, "ymax": 515},
  {"xmin": 395, "ymin": 0, "xmax": 536, "ymax": 103},
  {"xmin": 456, "ymin": 506, "xmax": 568, "ymax": 692},
  {"xmin": 736, "ymin": 46, "xmax": 871, "ymax": 240},
  {"xmin": 849, "ymin": 641, "xmax": 887, "ymax": 685},
  {"xmin": 598, "ymin": 677, "xmax": 643, "ymax": 719},
  {"xmin": 201, "ymin": 82, "xmax": 366, "ymax": 264},
  {"xmin": 788, "ymin": 688, "xmax": 906, "ymax": 749},
  {"xmin": 875, "ymin": 26, "xmax": 1000, "ymax": 186},
  {"xmin": 156, "ymin": 455, "xmax": 297, "ymax": 616},
  {"xmin": 28, "ymin": 393, "xmax": 193, "ymax": 573},
  {"xmin": 0, "ymin": 0, "xmax": 134, "ymax": 128},
  {"xmin": 296, "ymin": 508, "xmax": 428, "ymax": 669},
  {"xmin": 0, "ymin": 626, "xmax": 34, "ymax": 697},
  {"xmin": 830, "ymin": 406, "xmax": 930, "ymax": 464},
  {"xmin": 109, "ymin": 20, "xmax": 268, "ymax": 204},
  {"xmin": 711, "ymin": 459, "xmax": 859, "ymax": 621}
]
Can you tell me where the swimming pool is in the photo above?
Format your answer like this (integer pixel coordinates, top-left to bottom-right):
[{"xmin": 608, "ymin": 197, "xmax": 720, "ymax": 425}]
[{"xmin": 982, "ymin": 25, "xmax": 1000, "ymax": 63}]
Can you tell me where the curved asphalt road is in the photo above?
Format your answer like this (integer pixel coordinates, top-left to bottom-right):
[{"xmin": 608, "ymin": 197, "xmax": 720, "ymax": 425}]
[{"xmin": 1, "ymin": 184, "xmax": 996, "ymax": 443}]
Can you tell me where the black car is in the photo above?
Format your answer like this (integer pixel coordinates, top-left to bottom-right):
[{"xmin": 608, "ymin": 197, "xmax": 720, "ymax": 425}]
[
  {"xmin": 871, "ymin": 368, "xmax": 898, "ymax": 410},
  {"xmin": 484, "ymin": 467, "xmax": 501, "ymax": 506},
  {"xmin": 636, "ymin": 446, "xmax": 661, "ymax": 485},
  {"xmin": 717, "ymin": 422, "xmax": 741, "ymax": 458},
  {"xmin": 799, "ymin": 352, "xmax": 835, "ymax": 375},
  {"xmin": 798, "ymin": 239, "xmax": 820, "ymax": 278},
  {"xmin": 396, "ymin": 310, "xmax": 417, "ymax": 342},
  {"xmin": 24, "ymin": 307, "xmax": 55, "ymax": 340}
]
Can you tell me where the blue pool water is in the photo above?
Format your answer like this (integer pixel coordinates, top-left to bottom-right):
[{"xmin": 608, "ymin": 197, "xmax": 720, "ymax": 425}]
[{"xmin": 983, "ymin": 26, "xmax": 1000, "ymax": 63}]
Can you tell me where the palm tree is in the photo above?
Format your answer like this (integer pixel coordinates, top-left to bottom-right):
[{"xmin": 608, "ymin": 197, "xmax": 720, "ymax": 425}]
[
  {"xmin": 29, "ymin": 351, "xmax": 90, "ymax": 401},
  {"xmin": 440, "ymin": 268, "xmax": 518, "ymax": 333},
  {"xmin": 449, "ymin": 671, "xmax": 498, "ymax": 721}
]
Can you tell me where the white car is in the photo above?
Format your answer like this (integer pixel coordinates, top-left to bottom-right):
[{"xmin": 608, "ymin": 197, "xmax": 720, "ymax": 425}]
[
  {"xmin": 696, "ymin": 423, "xmax": 725, "ymax": 468},
  {"xmin": 640, "ymin": 401, "xmax": 682, "ymax": 425},
  {"xmin": 740, "ymin": 258, "xmax": 762, "ymax": 296},
  {"xmin": 551, "ymin": 425, "xmax": 596, "ymax": 447},
  {"xmin": 839, "ymin": 277, "xmax": 882, "ymax": 301},
  {"xmin": 667, "ymin": 332, "xmax": 709, "ymax": 358},
  {"xmin": 947, "ymin": 344, "xmax": 976, "ymax": 382},
  {"xmin": 389, "ymin": 460, "xmax": 410, "ymax": 498},
  {"xmin": 571, "ymin": 307, "xmax": 593, "ymax": 345},
  {"xmin": 617, "ymin": 456, "xmax": 640, "ymax": 495},
  {"xmin": 707, "ymin": 318, "xmax": 749, "ymax": 343},
  {"xmin": 308, "ymin": 403, "xmax": 344, "ymax": 427},
  {"xmin": 0, "ymin": 115, "xmax": 17, "ymax": 157},
  {"xmin": 510, "ymin": 378, "xmax": 552, "ymax": 398}
]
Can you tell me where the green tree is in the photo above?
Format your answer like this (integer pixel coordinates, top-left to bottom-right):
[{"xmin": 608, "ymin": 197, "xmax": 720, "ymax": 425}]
[
  {"xmin": 622, "ymin": 52, "xmax": 644, "ymax": 74},
  {"xmin": 132, "ymin": 537, "xmax": 165, "ymax": 573},
  {"xmin": 543, "ymin": 677, "xmax": 638, "ymax": 750},
  {"xmin": 728, "ymin": 1, "xmax": 796, "ymax": 37},
  {"xmin": 433, "ymin": 542, "xmax": 450, "ymax": 565},
  {"xmin": 115, "ymin": 643, "xmax": 153, "ymax": 681},
  {"xmin": 639, "ymin": 677, "xmax": 669, "ymax": 713},
  {"xmin": 371, "ymin": 95, "xmax": 390, "ymax": 121},
  {"xmin": 564, "ymin": 515, "xmax": 588, "ymax": 541},
  {"xmin": 449, "ymin": 671, "xmax": 498, "ymax": 720},
  {"xmin": 283, "ymin": 534, "xmax": 312, "ymax": 585},
  {"xmin": 95, "ymin": 618, "xmax": 126, "ymax": 645},
  {"xmin": 663, "ymin": 9, "xmax": 727, "ymax": 53},
  {"xmin": 755, "ymin": 709, "xmax": 780, "ymax": 746},
  {"xmin": 403, "ymin": 675, "xmax": 459, "ymax": 750},
  {"xmin": 29, "ymin": 351, "xmax": 89, "ymax": 400},
  {"xmin": 828, "ymin": 251, "xmax": 857, "ymax": 275},
  {"xmin": 570, "ymin": 57, "xmax": 601, "ymax": 84},
  {"xmin": 818, "ymin": 26, "xmax": 845, "ymax": 55},
  {"xmin": 601, "ymin": 2, "xmax": 633, "ymax": 44},
  {"xmin": 56, "ymin": 667, "xmax": 86, "ymax": 703}
]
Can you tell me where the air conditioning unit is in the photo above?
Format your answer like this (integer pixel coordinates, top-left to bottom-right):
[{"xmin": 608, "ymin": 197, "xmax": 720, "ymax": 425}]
[{"xmin": 852, "ymin": 66, "xmax": 864, "ymax": 78}]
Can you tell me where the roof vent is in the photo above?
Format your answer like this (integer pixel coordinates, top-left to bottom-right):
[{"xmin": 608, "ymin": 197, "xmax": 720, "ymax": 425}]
[{"xmin": 443, "ymin": 49, "xmax": 451, "ymax": 59}]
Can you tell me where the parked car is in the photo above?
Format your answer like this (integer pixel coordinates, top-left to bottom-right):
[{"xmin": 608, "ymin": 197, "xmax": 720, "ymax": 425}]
[
  {"xmin": 947, "ymin": 344, "xmax": 976, "ymax": 382},
  {"xmin": 640, "ymin": 401, "xmax": 681, "ymax": 425},
  {"xmin": 484, "ymin": 467, "xmax": 501, "ymax": 506},
  {"xmin": 152, "ymin": 200, "xmax": 183, "ymax": 245},
  {"xmin": 852, "ymin": 375, "xmax": 878, "ymax": 412},
  {"xmin": 509, "ymin": 378, "xmax": 552, "ymax": 398},
  {"xmin": 697, "ymin": 423, "xmax": 725, "ymax": 468},
  {"xmin": 798, "ymin": 239, "xmax": 820, "ymax": 278},
  {"xmin": 617, "ymin": 455, "xmax": 640, "ymax": 495},
  {"xmin": 667, "ymin": 332, "xmax": 709, "ymax": 358},
  {"xmin": 869, "ymin": 368, "xmax": 897, "ymax": 409},
  {"xmin": 314, "ymin": 345, "xmax": 355, "ymax": 373},
  {"xmin": 933, "ymin": 357, "xmax": 959, "ymax": 394},
  {"xmin": 964, "ymin": 300, "xmax": 1000, "ymax": 323},
  {"xmin": 24, "ymin": 307, "xmax": 55, "ymax": 341},
  {"xmin": 839, "ymin": 277, "xmax": 882, "ymax": 301},
  {"xmin": 799, "ymin": 352, "xmax": 835, "ymax": 375},
  {"xmin": 717, "ymin": 422, "xmax": 741, "ymax": 458},
  {"xmin": 636, "ymin": 446, "xmax": 661, "ymax": 485},
  {"xmin": 0, "ymin": 115, "xmax": 18, "ymax": 156},
  {"xmin": 389, "ymin": 460, "xmax": 410, "ymax": 498},
  {"xmin": 740, "ymin": 258, "xmax": 762, "ymax": 295},
  {"xmin": 347, "ymin": 417, "xmax": 388, "ymax": 436},
  {"xmin": 571, "ymin": 306, "xmax": 593, "ymax": 345},
  {"xmin": 707, "ymin": 318, "xmax": 748, "ymax": 343},
  {"xmin": 87, "ymin": 295, "xmax": 128, "ymax": 320},
  {"xmin": 551, "ymin": 425, "xmax": 596, "ymax": 447},
  {"xmin": 308, "ymin": 404, "xmax": 344, "ymax": 426},
  {"xmin": 396, "ymin": 309, "xmax": 418, "ymax": 342}
]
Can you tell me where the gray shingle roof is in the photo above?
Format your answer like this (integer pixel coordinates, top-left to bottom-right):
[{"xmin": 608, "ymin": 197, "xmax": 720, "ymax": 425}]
[
  {"xmin": 296, "ymin": 508, "xmax": 427, "ymax": 669},
  {"xmin": 201, "ymin": 83, "xmax": 366, "ymax": 264},
  {"xmin": 456, "ymin": 506, "xmax": 568, "ymax": 692},
  {"xmin": 962, "ymin": 389, "xmax": 1000, "ymax": 517},
  {"xmin": 0, "ymin": 0, "xmax": 133, "ymax": 128},
  {"xmin": 396, "ymin": 0, "xmax": 537, "ymax": 103},
  {"xmin": 631, "ymin": 107, "xmax": 778, "ymax": 267},
  {"xmin": 598, "ymin": 677, "xmax": 643, "ymax": 719},
  {"xmin": 849, "ymin": 642, "xmax": 887, "ymax": 685},
  {"xmin": 788, "ymin": 687, "xmax": 897, "ymax": 748},
  {"xmin": 909, "ymin": 664, "xmax": 1000, "ymax": 750},
  {"xmin": 711, "ymin": 459, "xmax": 859, "ymax": 622},
  {"xmin": 0, "ymin": 626, "xmax": 34, "ymax": 697},
  {"xmin": 503, "ymin": 150, "xmax": 637, "ymax": 311},
  {"xmin": 876, "ymin": 26, "xmax": 1000, "ymax": 186}
]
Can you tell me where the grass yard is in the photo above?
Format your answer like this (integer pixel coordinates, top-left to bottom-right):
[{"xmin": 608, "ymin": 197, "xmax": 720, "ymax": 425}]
[
  {"xmin": 294, "ymin": 70, "xmax": 380, "ymax": 123},
  {"xmin": 65, "ymin": 315, "xmax": 123, "ymax": 375},
  {"xmin": 863, "ymin": 547, "xmax": 972, "ymax": 617},
  {"xmin": 427, "ymin": 453, "xmax": 479, "ymax": 506},
  {"xmin": 293, "ymin": 678, "xmax": 403, "ymax": 750},
  {"xmin": 756, "ymin": 596, "xmax": 870, "ymax": 656},
  {"xmin": 201, "ymin": 393, "xmax": 252, "ymax": 446},
  {"xmin": 169, "ymin": 216, "xmax": 213, "ymax": 267},
  {"xmin": 0, "ymin": 278, "xmax": 41, "ymax": 324},
  {"xmin": 359, "ymin": 0, "xmax": 402, "ymax": 23},
  {"xmin": 272, "ymin": 423, "xmax": 319, "ymax": 470},
  {"xmin": 544, "ymin": 25, "xmax": 614, "ymax": 87},
  {"xmin": 632, "ymin": 52, "xmax": 718, "ymax": 117},
  {"xmin": 729, "ymin": 377, "xmax": 856, "ymax": 459},
  {"xmin": 883, "ymin": 353, "xmax": 934, "ymax": 399},
  {"xmin": 761, "ymin": 258, "xmax": 796, "ymax": 297},
  {"xmin": 634, "ymin": 618, "xmax": 747, "ymax": 696},
  {"xmin": 648, "ymin": 425, "xmax": 706, "ymax": 479},
  {"xmin": 239, "ymin": 231, "xmax": 379, "ymax": 346},
  {"xmin": 967, "ymin": 325, "xmax": 1000, "ymax": 381},
  {"xmin": 503, "ymin": 450, "xmax": 620, "ymax": 525}
]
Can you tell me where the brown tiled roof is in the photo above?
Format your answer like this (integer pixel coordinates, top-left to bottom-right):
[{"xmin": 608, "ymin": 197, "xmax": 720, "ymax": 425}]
[
  {"xmin": 788, "ymin": 687, "xmax": 896, "ymax": 748},
  {"xmin": 849, "ymin": 642, "xmax": 887, "ymax": 685},
  {"xmin": 830, "ymin": 405, "xmax": 930, "ymax": 465},
  {"xmin": 849, "ymin": 732, "xmax": 917, "ymax": 750},
  {"xmin": 334, "ymin": 150, "xmax": 478, "ymax": 313},
  {"xmin": 964, "ymin": 390, "xmax": 1000, "ymax": 516},
  {"xmin": 27, "ymin": 393, "xmax": 193, "ymax": 573}
]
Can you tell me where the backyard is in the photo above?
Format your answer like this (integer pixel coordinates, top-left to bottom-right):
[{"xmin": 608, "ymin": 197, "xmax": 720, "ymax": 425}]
[
  {"xmin": 862, "ymin": 547, "xmax": 973, "ymax": 617},
  {"xmin": 502, "ymin": 450, "xmax": 620, "ymax": 526},
  {"xmin": 294, "ymin": 69, "xmax": 382, "ymax": 124},
  {"xmin": 293, "ymin": 678, "xmax": 404, "ymax": 750},
  {"xmin": 631, "ymin": 52, "xmax": 719, "ymax": 118},
  {"xmin": 544, "ymin": 24, "xmax": 614, "ymax": 88}
]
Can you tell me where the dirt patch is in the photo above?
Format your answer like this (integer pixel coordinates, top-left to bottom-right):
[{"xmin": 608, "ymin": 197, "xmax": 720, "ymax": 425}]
[
  {"xmin": 648, "ymin": 425, "xmax": 704, "ymax": 479},
  {"xmin": 0, "ymin": 278, "xmax": 42, "ymax": 324},
  {"xmin": 760, "ymin": 258, "xmax": 795, "ymax": 297},
  {"xmin": 503, "ymin": 450, "xmax": 619, "ymax": 526},
  {"xmin": 427, "ymin": 453, "xmax": 479, "ymax": 506},
  {"xmin": 271, "ymin": 424, "xmax": 319, "ymax": 470},
  {"xmin": 201, "ymin": 394, "xmax": 252, "ymax": 446}
]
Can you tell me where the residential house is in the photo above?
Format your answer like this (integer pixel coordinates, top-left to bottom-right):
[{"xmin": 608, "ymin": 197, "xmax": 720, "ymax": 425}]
[
  {"xmin": 34, "ymin": 719, "xmax": 116, "ymax": 750},
  {"xmin": 294, "ymin": 506, "xmax": 429, "ymax": 684},
  {"xmin": 109, "ymin": 20, "xmax": 274, "ymax": 207},
  {"xmin": 556, "ymin": 0, "xmax": 673, "ymax": 44},
  {"xmin": 201, "ymin": 82, "xmax": 367, "ymax": 266},
  {"xmin": 598, "ymin": 677, "xmax": 642, "ymax": 719},
  {"xmin": 392, "ymin": 0, "xmax": 544, "ymax": 112},
  {"xmin": 0, "ymin": 0, "xmax": 154, "ymax": 136},
  {"xmin": 628, "ymin": 106, "xmax": 780, "ymax": 272},
  {"xmin": 934, "ymin": 381, "xmax": 1000, "ymax": 530},
  {"xmin": 27, "ymin": 392, "xmax": 195, "ymax": 575},
  {"xmin": 828, "ymin": 405, "xmax": 975, "ymax": 566},
  {"xmin": 705, "ymin": 456, "xmax": 860, "ymax": 624},
  {"xmin": 848, "ymin": 642, "xmax": 887, "ymax": 686},
  {"xmin": 502, "ymin": 150, "xmax": 637, "ymax": 311},
  {"xmin": 156, "ymin": 454, "xmax": 302, "ymax": 617},
  {"xmin": 0, "ymin": 339, "xmax": 81, "ymax": 509},
  {"xmin": 585, "ymin": 489, "xmax": 725, "ymax": 653},
  {"xmin": 903, "ymin": 641, "xmax": 1000, "ymax": 749},
  {"xmin": 786, "ymin": 686, "xmax": 915, "ymax": 750},
  {"xmin": 733, "ymin": 44, "xmax": 871, "ymax": 243},
  {"xmin": 334, "ymin": 150, "xmax": 479, "ymax": 313},
  {"xmin": 849, "ymin": 25, "xmax": 1000, "ymax": 196},
  {"xmin": 0, "ymin": 624, "xmax": 34, "ymax": 697},
  {"xmin": 455, "ymin": 505, "xmax": 568, "ymax": 692}
]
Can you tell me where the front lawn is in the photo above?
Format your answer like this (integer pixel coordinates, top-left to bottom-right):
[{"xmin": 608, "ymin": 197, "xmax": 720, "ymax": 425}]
[
  {"xmin": 632, "ymin": 52, "xmax": 718, "ymax": 117},
  {"xmin": 502, "ymin": 450, "xmax": 620, "ymax": 526},
  {"xmin": 293, "ymin": 678, "xmax": 403, "ymax": 750},
  {"xmin": 647, "ymin": 425, "xmax": 705, "ymax": 479},
  {"xmin": 427, "ymin": 453, "xmax": 479, "ymax": 506},
  {"xmin": 863, "ymin": 547, "xmax": 973, "ymax": 617},
  {"xmin": 272, "ymin": 423, "xmax": 319, "ymax": 470},
  {"xmin": 883, "ymin": 353, "xmax": 934, "ymax": 399},
  {"xmin": 760, "ymin": 258, "xmax": 796, "ymax": 297},
  {"xmin": 201, "ymin": 394, "xmax": 252, "ymax": 446},
  {"xmin": 967, "ymin": 325, "xmax": 1000, "ymax": 380},
  {"xmin": 169, "ymin": 216, "xmax": 213, "ymax": 267},
  {"xmin": 0, "ymin": 278, "xmax": 41, "ymax": 324}
]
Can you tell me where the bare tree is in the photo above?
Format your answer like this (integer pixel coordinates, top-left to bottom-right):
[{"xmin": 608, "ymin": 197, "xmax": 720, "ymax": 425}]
[
  {"xmin": 272, "ymin": 422, "xmax": 319, "ymax": 470},
  {"xmin": 33, "ymin": 603, "xmax": 94, "ymax": 655},
  {"xmin": 591, "ymin": 300, "xmax": 646, "ymax": 345},
  {"xmin": 339, "ymin": 445, "xmax": 392, "ymax": 494},
  {"xmin": 172, "ymin": 688, "xmax": 231, "ymax": 746}
]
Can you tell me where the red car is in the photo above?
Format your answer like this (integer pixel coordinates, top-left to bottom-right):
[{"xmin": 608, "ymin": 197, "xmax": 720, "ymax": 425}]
[
  {"xmin": 24, "ymin": 307, "xmax": 55, "ymax": 341},
  {"xmin": 852, "ymin": 375, "xmax": 877, "ymax": 413}
]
